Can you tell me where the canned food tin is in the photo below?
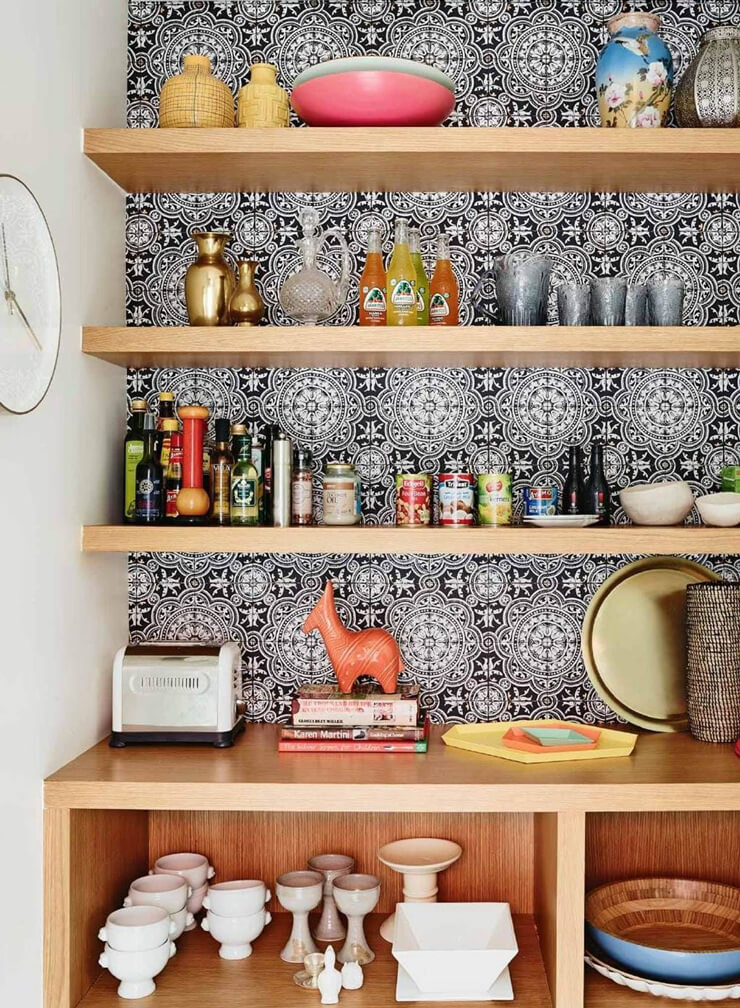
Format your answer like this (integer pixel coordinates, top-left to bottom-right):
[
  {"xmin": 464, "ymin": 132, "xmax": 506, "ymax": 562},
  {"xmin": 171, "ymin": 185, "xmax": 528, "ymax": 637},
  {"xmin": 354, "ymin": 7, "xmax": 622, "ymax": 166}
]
[
  {"xmin": 396, "ymin": 473, "xmax": 431, "ymax": 527},
  {"xmin": 524, "ymin": 486, "xmax": 558, "ymax": 517},
  {"xmin": 477, "ymin": 473, "xmax": 512, "ymax": 526},
  {"xmin": 439, "ymin": 472, "xmax": 475, "ymax": 527}
]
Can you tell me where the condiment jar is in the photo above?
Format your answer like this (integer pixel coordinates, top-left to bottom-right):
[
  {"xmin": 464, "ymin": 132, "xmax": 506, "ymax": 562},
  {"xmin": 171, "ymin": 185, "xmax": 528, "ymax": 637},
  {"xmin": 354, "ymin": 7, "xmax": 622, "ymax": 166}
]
[{"xmin": 323, "ymin": 462, "xmax": 361, "ymax": 526}]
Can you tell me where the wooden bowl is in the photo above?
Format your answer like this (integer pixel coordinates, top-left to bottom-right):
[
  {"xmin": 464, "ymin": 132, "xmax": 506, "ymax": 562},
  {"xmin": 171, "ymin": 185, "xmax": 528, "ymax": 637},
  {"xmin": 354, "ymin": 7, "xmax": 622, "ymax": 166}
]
[{"xmin": 585, "ymin": 878, "xmax": 740, "ymax": 984}]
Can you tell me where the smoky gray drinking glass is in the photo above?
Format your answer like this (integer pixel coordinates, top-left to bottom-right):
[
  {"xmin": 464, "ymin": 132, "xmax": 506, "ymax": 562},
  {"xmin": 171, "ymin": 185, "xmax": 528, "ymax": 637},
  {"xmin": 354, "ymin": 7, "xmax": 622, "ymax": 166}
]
[
  {"xmin": 493, "ymin": 254, "xmax": 552, "ymax": 325},
  {"xmin": 647, "ymin": 275, "xmax": 685, "ymax": 326},
  {"xmin": 557, "ymin": 283, "xmax": 591, "ymax": 326},
  {"xmin": 624, "ymin": 284, "xmax": 648, "ymax": 326},
  {"xmin": 590, "ymin": 276, "xmax": 627, "ymax": 326}
]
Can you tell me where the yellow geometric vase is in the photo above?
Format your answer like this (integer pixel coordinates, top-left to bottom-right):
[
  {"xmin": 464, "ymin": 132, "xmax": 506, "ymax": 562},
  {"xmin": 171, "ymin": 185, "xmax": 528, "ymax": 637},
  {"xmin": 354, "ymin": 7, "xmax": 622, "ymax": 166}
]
[
  {"xmin": 237, "ymin": 63, "xmax": 290, "ymax": 128},
  {"xmin": 159, "ymin": 54, "xmax": 234, "ymax": 129}
]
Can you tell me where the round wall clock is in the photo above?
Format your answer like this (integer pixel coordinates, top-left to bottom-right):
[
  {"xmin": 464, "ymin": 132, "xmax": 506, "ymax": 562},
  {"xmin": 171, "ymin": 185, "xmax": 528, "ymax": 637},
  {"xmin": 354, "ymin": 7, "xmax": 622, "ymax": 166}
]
[{"xmin": 0, "ymin": 175, "xmax": 61, "ymax": 414}]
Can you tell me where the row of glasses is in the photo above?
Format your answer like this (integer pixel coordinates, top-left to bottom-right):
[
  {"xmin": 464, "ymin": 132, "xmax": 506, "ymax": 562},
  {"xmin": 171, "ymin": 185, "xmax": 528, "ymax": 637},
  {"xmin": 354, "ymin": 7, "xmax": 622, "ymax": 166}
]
[{"xmin": 559, "ymin": 274, "xmax": 685, "ymax": 326}]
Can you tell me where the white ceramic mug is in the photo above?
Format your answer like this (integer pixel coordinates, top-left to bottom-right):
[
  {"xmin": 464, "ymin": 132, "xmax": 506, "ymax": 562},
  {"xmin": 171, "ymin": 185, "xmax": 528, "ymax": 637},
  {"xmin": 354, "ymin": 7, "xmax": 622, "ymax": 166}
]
[
  {"xmin": 169, "ymin": 906, "xmax": 195, "ymax": 941},
  {"xmin": 151, "ymin": 852, "xmax": 215, "ymax": 891},
  {"xmin": 201, "ymin": 907, "xmax": 271, "ymax": 959},
  {"xmin": 99, "ymin": 940, "xmax": 176, "ymax": 999},
  {"xmin": 124, "ymin": 874, "xmax": 191, "ymax": 915},
  {"xmin": 202, "ymin": 880, "xmax": 271, "ymax": 917},
  {"xmin": 98, "ymin": 906, "xmax": 175, "ymax": 952}
]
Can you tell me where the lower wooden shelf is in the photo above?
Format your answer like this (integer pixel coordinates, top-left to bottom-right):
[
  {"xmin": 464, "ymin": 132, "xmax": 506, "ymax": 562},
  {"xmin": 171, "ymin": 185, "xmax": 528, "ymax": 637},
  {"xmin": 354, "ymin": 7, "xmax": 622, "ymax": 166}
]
[
  {"xmin": 79, "ymin": 913, "xmax": 551, "ymax": 1007},
  {"xmin": 81, "ymin": 524, "xmax": 740, "ymax": 556}
]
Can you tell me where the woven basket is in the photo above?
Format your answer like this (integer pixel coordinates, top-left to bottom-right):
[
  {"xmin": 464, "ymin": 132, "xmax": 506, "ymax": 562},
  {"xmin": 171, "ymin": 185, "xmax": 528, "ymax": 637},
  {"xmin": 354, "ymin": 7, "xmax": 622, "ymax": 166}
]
[
  {"xmin": 685, "ymin": 582, "xmax": 740, "ymax": 743},
  {"xmin": 159, "ymin": 54, "xmax": 234, "ymax": 128}
]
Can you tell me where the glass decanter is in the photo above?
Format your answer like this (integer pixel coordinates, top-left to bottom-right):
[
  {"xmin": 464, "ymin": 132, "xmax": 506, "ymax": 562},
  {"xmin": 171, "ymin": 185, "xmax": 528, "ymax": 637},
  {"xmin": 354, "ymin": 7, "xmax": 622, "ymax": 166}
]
[{"xmin": 279, "ymin": 209, "xmax": 350, "ymax": 324}]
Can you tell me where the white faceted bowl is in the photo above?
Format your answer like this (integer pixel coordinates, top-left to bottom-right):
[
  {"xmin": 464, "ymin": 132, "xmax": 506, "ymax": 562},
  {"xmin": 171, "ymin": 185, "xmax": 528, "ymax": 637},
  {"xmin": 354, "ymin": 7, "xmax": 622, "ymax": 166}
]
[
  {"xmin": 620, "ymin": 481, "xmax": 694, "ymax": 526},
  {"xmin": 696, "ymin": 492, "xmax": 740, "ymax": 527},
  {"xmin": 391, "ymin": 902, "xmax": 518, "ymax": 995}
]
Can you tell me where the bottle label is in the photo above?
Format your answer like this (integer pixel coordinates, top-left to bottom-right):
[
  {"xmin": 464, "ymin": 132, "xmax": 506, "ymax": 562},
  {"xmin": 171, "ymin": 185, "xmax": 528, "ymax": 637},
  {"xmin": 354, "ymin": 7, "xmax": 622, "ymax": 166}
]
[
  {"xmin": 324, "ymin": 485, "xmax": 356, "ymax": 520},
  {"xmin": 390, "ymin": 278, "xmax": 415, "ymax": 308},
  {"xmin": 429, "ymin": 292, "xmax": 449, "ymax": 321},
  {"xmin": 211, "ymin": 463, "xmax": 231, "ymax": 519},
  {"xmin": 363, "ymin": 286, "xmax": 386, "ymax": 318},
  {"xmin": 292, "ymin": 475, "xmax": 313, "ymax": 523},
  {"xmin": 417, "ymin": 287, "xmax": 426, "ymax": 312},
  {"xmin": 232, "ymin": 476, "xmax": 257, "ymax": 509},
  {"xmin": 166, "ymin": 486, "xmax": 180, "ymax": 519},
  {"xmin": 135, "ymin": 473, "xmax": 162, "ymax": 520},
  {"xmin": 125, "ymin": 440, "xmax": 145, "ymax": 519}
]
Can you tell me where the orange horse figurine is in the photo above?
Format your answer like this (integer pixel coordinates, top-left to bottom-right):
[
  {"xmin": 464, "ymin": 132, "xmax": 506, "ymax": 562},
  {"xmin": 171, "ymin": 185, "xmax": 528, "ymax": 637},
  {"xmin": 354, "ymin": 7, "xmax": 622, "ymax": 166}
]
[{"xmin": 302, "ymin": 581, "xmax": 402, "ymax": 694}]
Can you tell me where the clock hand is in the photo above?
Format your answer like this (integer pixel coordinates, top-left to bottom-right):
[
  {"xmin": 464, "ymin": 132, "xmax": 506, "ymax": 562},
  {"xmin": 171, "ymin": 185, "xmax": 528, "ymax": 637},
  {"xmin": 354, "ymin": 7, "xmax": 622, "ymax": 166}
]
[
  {"xmin": 1, "ymin": 224, "xmax": 12, "ymax": 315},
  {"xmin": 8, "ymin": 292, "xmax": 42, "ymax": 351}
]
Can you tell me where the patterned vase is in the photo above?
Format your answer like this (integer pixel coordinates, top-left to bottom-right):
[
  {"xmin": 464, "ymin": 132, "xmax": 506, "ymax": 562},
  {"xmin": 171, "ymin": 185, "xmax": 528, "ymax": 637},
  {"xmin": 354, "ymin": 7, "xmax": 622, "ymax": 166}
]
[
  {"xmin": 676, "ymin": 27, "xmax": 740, "ymax": 128},
  {"xmin": 237, "ymin": 63, "xmax": 290, "ymax": 128},
  {"xmin": 159, "ymin": 54, "xmax": 234, "ymax": 128},
  {"xmin": 596, "ymin": 12, "xmax": 673, "ymax": 128}
]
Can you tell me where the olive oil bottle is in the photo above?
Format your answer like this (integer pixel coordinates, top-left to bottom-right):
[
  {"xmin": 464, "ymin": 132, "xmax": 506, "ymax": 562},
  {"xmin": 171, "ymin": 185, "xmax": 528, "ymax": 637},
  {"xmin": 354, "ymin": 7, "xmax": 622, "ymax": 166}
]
[
  {"xmin": 135, "ymin": 414, "xmax": 163, "ymax": 524},
  {"xmin": 210, "ymin": 417, "xmax": 233, "ymax": 526},
  {"xmin": 124, "ymin": 398, "xmax": 148, "ymax": 523},
  {"xmin": 231, "ymin": 434, "xmax": 260, "ymax": 526}
]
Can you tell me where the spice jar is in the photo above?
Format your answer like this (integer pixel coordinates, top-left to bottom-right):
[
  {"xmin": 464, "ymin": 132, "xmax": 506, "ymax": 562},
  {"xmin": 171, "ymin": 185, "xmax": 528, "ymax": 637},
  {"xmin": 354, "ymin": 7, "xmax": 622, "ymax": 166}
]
[
  {"xmin": 323, "ymin": 462, "xmax": 361, "ymax": 526},
  {"xmin": 292, "ymin": 448, "xmax": 313, "ymax": 526}
]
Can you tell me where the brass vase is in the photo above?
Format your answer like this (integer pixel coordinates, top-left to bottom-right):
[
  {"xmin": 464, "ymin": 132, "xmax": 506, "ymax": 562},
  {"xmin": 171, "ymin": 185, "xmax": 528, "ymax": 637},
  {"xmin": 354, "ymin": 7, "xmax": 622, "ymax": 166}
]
[
  {"xmin": 185, "ymin": 232, "xmax": 235, "ymax": 326},
  {"xmin": 229, "ymin": 260, "xmax": 265, "ymax": 326}
]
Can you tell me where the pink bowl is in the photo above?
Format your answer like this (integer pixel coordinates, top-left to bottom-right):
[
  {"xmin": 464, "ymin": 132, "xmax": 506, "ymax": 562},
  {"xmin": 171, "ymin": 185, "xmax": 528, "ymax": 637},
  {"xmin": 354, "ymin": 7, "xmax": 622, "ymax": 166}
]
[{"xmin": 291, "ymin": 71, "xmax": 455, "ymax": 127}]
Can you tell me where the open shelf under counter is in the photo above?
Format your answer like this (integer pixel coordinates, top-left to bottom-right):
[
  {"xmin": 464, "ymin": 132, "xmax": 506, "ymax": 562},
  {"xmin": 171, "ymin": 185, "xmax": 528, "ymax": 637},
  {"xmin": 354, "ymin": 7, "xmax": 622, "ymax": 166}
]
[
  {"xmin": 83, "ymin": 127, "xmax": 740, "ymax": 194},
  {"xmin": 83, "ymin": 325, "xmax": 740, "ymax": 369},
  {"xmin": 81, "ymin": 524, "xmax": 740, "ymax": 556},
  {"xmin": 43, "ymin": 725, "xmax": 740, "ymax": 813},
  {"xmin": 77, "ymin": 914, "xmax": 550, "ymax": 1008}
]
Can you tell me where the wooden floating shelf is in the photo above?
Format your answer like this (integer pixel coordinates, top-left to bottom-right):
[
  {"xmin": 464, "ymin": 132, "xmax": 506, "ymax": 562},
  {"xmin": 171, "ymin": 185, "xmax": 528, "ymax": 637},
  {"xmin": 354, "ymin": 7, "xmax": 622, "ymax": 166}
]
[
  {"xmin": 82, "ymin": 524, "xmax": 740, "ymax": 556},
  {"xmin": 83, "ymin": 325, "xmax": 740, "ymax": 369},
  {"xmin": 44, "ymin": 726, "xmax": 740, "ymax": 813},
  {"xmin": 83, "ymin": 127, "xmax": 740, "ymax": 194},
  {"xmin": 76, "ymin": 914, "xmax": 550, "ymax": 1008}
]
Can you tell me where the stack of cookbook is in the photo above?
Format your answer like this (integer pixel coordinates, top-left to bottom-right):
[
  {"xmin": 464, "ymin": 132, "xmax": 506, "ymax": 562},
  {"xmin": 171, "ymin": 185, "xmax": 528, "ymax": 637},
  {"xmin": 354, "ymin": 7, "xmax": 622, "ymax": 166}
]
[{"xmin": 278, "ymin": 683, "xmax": 429, "ymax": 753}]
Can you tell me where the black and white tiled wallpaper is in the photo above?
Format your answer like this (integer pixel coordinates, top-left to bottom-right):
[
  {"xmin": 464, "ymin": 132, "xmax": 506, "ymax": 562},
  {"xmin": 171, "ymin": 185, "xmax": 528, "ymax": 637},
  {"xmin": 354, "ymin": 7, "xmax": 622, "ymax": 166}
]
[{"xmin": 126, "ymin": 0, "xmax": 740, "ymax": 724}]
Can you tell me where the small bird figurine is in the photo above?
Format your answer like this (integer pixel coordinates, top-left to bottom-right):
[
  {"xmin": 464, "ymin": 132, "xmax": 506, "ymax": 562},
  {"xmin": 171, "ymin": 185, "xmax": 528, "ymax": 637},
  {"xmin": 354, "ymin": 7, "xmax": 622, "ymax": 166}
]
[
  {"xmin": 318, "ymin": 945, "xmax": 342, "ymax": 1005},
  {"xmin": 341, "ymin": 960, "xmax": 364, "ymax": 990}
]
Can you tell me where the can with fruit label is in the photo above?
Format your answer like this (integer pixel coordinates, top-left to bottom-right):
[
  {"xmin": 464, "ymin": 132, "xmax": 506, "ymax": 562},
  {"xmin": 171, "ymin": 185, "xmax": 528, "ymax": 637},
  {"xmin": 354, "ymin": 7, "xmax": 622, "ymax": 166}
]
[
  {"xmin": 439, "ymin": 472, "xmax": 475, "ymax": 527},
  {"xmin": 395, "ymin": 473, "xmax": 431, "ymax": 527},
  {"xmin": 523, "ymin": 486, "xmax": 558, "ymax": 516},
  {"xmin": 477, "ymin": 473, "xmax": 512, "ymax": 526}
]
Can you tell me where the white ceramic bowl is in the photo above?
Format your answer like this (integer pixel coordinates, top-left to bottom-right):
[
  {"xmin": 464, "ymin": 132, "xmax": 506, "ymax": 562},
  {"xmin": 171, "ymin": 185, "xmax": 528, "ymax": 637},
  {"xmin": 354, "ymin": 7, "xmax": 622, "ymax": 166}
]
[
  {"xmin": 187, "ymin": 882, "xmax": 208, "ymax": 918},
  {"xmin": 169, "ymin": 906, "xmax": 195, "ymax": 941},
  {"xmin": 203, "ymin": 880, "xmax": 271, "ymax": 917},
  {"xmin": 98, "ymin": 939, "xmax": 175, "ymax": 999},
  {"xmin": 619, "ymin": 481, "xmax": 694, "ymax": 526},
  {"xmin": 391, "ymin": 903, "xmax": 518, "ymax": 995},
  {"xmin": 124, "ymin": 874, "xmax": 191, "ymax": 914},
  {"xmin": 98, "ymin": 906, "xmax": 174, "ymax": 952},
  {"xmin": 152, "ymin": 852, "xmax": 215, "ymax": 890},
  {"xmin": 201, "ymin": 907, "xmax": 272, "ymax": 959},
  {"xmin": 696, "ymin": 492, "xmax": 740, "ymax": 527}
]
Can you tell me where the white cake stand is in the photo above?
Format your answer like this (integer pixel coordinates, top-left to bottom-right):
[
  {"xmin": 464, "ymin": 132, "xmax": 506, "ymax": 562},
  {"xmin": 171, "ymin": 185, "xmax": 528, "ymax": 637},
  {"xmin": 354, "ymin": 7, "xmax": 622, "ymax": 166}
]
[{"xmin": 377, "ymin": 838, "xmax": 463, "ymax": 942}]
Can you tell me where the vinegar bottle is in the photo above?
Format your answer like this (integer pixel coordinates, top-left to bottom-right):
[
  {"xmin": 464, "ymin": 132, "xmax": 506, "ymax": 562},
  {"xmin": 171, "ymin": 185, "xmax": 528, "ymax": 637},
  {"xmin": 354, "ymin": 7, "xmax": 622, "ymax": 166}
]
[
  {"xmin": 429, "ymin": 233, "xmax": 459, "ymax": 326},
  {"xmin": 408, "ymin": 227, "xmax": 429, "ymax": 325},
  {"xmin": 386, "ymin": 218, "xmax": 418, "ymax": 327},
  {"xmin": 359, "ymin": 225, "xmax": 387, "ymax": 326}
]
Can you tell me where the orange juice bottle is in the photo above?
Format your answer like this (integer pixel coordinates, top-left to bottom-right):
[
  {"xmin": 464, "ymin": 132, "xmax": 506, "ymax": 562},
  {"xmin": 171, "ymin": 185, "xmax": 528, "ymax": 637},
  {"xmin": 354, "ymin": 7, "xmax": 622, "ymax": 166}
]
[
  {"xmin": 386, "ymin": 218, "xmax": 417, "ymax": 327},
  {"xmin": 408, "ymin": 227, "xmax": 429, "ymax": 325},
  {"xmin": 359, "ymin": 225, "xmax": 387, "ymax": 326},
  {"xmin": 429, "ymin": 233, "xmax": 459, "ymax": 326}
]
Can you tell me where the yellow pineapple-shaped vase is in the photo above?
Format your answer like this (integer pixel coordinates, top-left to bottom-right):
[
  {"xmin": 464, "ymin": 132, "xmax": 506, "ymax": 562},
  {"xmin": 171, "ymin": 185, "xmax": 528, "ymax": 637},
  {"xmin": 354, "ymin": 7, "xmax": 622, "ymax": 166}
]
[
  {"xmin": 159, "ymin": 54, "xmax": 234, "ymax": 128},
  {"xmin": 237, "ymin": 63, "xmax": 290, "ymax": 128}
]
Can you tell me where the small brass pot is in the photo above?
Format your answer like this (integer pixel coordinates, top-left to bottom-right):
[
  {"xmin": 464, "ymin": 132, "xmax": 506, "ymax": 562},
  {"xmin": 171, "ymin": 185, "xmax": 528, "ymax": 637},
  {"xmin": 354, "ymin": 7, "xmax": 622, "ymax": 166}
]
[{"xmin": 229, "ymin": 260, "xmax": 265, "ymax": 327}]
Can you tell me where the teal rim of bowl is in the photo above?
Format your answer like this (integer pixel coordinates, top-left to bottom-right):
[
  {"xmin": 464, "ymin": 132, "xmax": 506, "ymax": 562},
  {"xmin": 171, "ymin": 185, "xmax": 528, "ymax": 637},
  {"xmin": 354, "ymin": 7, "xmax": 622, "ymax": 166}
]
[{"xmin": 292, "ymin": 56, "xmax": 456, "ymax": 93}]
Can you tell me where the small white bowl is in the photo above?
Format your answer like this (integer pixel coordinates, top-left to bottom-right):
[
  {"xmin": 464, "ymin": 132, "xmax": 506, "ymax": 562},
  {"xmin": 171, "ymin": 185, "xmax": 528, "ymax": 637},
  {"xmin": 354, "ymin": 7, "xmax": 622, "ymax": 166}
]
[
  {"xmin": 619, "ymin": 481, "xmax": 694, "ymax": 526},
  {"xmin": 201, "ymin": 907, "xmax": 271, "ymax": 959},
  {"xmin": 98, "ymin": 906, "xmax": 174, "ymax": 952},
  {"xmin": 169, "ymin": 906, "xmax": 195, "ymax": 941},
  {"xmin": 203, "ymin": 879, "xmax": 271, "ymax": 917},
  {"xmin": 124, "ymin": 874, "xmax": 191, "ymax": 914},
  {"xmin": 152, "ymin": 852, "xmax": 215, "ymax": 891},
  {"xmin": 98, "ymin": 939, "xmax": 175, "ymax": 999},
  {"xmin": 696, "ymin": 492, "xmax": 740, "ymax": 527}
]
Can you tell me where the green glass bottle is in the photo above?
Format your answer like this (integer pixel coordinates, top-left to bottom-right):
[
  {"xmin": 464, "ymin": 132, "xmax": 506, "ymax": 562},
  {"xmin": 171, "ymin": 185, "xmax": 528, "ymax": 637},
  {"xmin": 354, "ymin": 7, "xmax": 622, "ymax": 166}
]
[
  {"xmin": 409, "ymin": 227, "xmax": 429, "ymax": 325},
  {"xmin": 135, "ymin": 414, "xmax": 163, "ymax": 524},
  {"xmin": 231, "ymin": 434, "xmax": 259, "ymax": 526},
  {"xmin": 124, "ymin": 398, "xmax": 148, "ymax": 523}
]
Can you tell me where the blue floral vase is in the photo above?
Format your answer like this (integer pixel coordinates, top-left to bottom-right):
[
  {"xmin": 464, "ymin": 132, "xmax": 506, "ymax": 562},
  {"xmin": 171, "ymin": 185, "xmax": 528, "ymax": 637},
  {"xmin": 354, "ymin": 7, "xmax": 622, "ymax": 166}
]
[{"xmin": 596, "ymin": 12, "xmax": 673, "ymax": 128}]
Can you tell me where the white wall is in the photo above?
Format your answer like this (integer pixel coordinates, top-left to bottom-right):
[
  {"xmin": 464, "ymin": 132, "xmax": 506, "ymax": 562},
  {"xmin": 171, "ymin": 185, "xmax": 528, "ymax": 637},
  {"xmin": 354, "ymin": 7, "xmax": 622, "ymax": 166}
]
[{"xmin": 0, "ymin": 2, "xmax": 127, "ymax": 1004}]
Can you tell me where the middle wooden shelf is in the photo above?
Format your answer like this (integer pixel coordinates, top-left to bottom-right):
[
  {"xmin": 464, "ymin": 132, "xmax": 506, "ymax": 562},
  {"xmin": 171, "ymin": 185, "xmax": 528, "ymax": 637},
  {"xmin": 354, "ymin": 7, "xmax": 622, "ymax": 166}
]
[
  {"xmin": 83, "ymin": 325, "xmax": 740, "ymax": 369},
  {"xmin": 82, "ymin": 524, "xmax": 740, "ymax": 555}
]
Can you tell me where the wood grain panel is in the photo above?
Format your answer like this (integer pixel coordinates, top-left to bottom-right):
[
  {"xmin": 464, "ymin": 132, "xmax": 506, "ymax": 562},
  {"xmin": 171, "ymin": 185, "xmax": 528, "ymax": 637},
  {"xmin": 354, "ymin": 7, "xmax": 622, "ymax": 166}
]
[
  {"xmin": 44, "ymin": 726, "xmax": 740, "ymax": 813},
  {"xmin": 149, "ymin": 811, "xmax": 534, "ymax": 913},
  {"xmin": 81, "ymin": 325, "xmax": 740, "ymax": 370},
  {"xmin": 586, "ymin": 811, "xmax": 740, "ymax": 890},
  {"xmin": 44, "ymin": 808, "xmax": 71, "ymax": 1008},
  {"xmin": 69, "ymin": 810, "xmax": 149, "ymax": 1005},
  {"xmin": 80, "ymin": 523, "xmax": 740, "ymax": 556},
  {"xmin": 77, "ymin": 913, "xmax": 552, "ymax": 1008},
  {"xmin": 84, "ymin": 126, "xmax": 740, "ymax": 194}
]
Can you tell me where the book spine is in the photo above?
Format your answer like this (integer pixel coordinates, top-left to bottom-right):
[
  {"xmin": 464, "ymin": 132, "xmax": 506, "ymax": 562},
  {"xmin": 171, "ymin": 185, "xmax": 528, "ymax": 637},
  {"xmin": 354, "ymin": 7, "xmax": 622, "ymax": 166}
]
[
  {"xmin": 291, "ymin": 699, "xmax": 418, "ymax": 726},
  {"xmin": 281, "ymin": 724, "xmax": 426, "ymax": 741},
  {"xmin": 277, "ymin": 739, "xmax": 428, "ymax": 753}
]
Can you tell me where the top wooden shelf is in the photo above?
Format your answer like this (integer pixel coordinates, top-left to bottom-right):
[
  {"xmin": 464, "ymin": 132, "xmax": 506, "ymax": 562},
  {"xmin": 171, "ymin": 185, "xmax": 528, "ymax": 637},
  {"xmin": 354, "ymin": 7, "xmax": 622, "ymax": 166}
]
[
  {"xmin": 45, "ymin": 725, "xmax": 740, "ymax": 813},
  {"xmin": 83, "ymin": 128, "xmax": 740, "ymax": 194}
]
